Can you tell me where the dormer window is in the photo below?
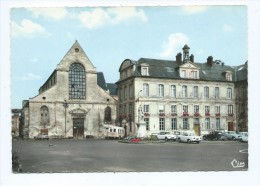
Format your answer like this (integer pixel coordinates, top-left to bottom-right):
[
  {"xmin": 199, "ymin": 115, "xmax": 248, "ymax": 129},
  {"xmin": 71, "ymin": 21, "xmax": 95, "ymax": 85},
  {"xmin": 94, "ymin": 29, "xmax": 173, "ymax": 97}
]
[
  {"xmin": 225, "ymin": 71, "xmax": 232, "ymax": 81},
  {"xmin": 226, "ymin": 73, "xmax": 232, "ymax": 81},
  {"xmin": 142, "ymin": 67, "xmax": 149, "ymax": 76},
  {"xmin": 141, "ymin": 63, "xmax": 149, "ymax": 76}
]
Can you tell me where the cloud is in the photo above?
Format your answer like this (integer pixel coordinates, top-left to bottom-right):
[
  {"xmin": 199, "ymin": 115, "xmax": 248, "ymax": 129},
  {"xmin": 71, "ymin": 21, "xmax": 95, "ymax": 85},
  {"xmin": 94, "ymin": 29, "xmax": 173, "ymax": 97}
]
[
  {"xmin": 160, "ymin": 33, "xmax": 189, "ymax": 58},
  {"xmin": 20, "ymin": 73, "xmax": 41, "ymax": 80},
  {"xmin": 26, "ymin": 7, "xmax": 68, "ymax": 20},
  {"xmin": 107, "ymin": 7, "xmax": 148, "ymax": 23},
  {"xmin": 181, "ymin": 6, "xmax": 208, "ymax": 14},
  {"xmin": 11, "ymin": 19, "xmax": 51, "ymax": 38},
  {"xmin": 78, "ymin": 7, "xmax": 148, "ymax": 29},
  {"xmin": 223, "ymin": 24, "xmax": 233, "ymax": 33}
]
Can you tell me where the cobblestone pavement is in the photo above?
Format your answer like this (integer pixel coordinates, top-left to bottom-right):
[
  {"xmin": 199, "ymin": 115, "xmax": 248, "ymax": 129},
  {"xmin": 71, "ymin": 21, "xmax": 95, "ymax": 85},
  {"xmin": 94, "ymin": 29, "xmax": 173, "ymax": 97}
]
[{"xmin": 12, "ymin": 139, "xmax": 248, "ymax": 173}]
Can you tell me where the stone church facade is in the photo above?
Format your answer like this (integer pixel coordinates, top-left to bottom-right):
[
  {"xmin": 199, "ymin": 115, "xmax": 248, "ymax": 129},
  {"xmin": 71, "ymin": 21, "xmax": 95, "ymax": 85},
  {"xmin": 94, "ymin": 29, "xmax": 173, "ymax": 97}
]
[{"xmin": 21, "ymin": 41, "xmax": 118, "ymax": 139}]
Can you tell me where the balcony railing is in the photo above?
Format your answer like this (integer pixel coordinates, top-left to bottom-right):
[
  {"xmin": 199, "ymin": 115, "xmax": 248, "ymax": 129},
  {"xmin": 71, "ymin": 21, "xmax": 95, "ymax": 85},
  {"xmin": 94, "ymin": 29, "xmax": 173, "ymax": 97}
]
[
  {"xmin": 171, "ymin": 113, "xmax": 177, "ymax": 116},
  {"xmin": 182, "ymin": 112, "xmax": 189, "ymax": 117},
  {"xmin": 215, "ymin": 113, "xmax": 221, "ymax": 117},
  {"xmin": 194, "ymin": 112, "xmax": 200, "ymax": 117},
  {"xmin": 159, "ymin": 113, "xmax": 165, "ymax": 117},
  {"xmin": 228, "ymin": 113, "xmax": 234, "ymax": 116},
  {"xmin": 144, "ymin": 112, "xmax": 150, "ymax": 117},
  {"xmin": 205, "ymin": 112, "xmax": 210, "ymax": 116}
]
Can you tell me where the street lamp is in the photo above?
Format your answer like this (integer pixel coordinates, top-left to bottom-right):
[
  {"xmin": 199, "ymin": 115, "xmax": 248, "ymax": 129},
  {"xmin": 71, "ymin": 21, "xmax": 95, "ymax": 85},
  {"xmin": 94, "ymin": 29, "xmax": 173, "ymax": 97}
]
[{"xmin": 63, "ymin": 100, "xmax": 69, "ymax": 138}]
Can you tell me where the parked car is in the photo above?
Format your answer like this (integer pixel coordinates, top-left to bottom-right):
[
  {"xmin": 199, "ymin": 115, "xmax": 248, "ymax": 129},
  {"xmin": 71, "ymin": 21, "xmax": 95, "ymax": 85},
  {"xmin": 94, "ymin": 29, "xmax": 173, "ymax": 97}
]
[
  {"xmin": 178, "ymin": 131, "xmax": 202, "ymax": 144},
  {"xmin": 218, "ymin": 133, "xmax": 228, "ymax": 141},
  {"xmin": 223, "ymin": 131, "xmax": 241, "ymax": 140},
  {"xmin": 34, "ymin": 134, "xmax": 49, "ymax": 140},
  {"xmin": 238, "ymin": 132, "xmax": 248, "ymax": 141},
  {"xmin": 240, "ymin": 133, "xmax": 248, "ymax": 142},
  {"xmin": 157, "ymin": 131, "xmax": 177, "ymax": 141},
  {"xmin": 203, "ymin": 131, "xmax": 222, "ymax": 140}
]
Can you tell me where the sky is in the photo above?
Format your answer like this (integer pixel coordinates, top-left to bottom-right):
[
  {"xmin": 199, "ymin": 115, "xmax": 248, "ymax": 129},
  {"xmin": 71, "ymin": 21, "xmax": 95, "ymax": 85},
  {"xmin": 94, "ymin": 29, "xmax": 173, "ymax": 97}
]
[{"xmin": 11, "ymin": 6, "xmax": 247, "ymax": 108}]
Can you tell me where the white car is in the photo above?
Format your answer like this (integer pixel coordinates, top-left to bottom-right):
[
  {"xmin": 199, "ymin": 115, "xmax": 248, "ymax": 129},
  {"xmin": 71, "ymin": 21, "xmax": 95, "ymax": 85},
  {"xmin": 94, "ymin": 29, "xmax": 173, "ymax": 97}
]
[
  {"xmin": 223, "ymin": 131, "xmax": 241, "ymax": 140},
  {"xmin": 157, "ymin": 131, "xmax": 177, "ymax": 141},
  {"xmin": 178, "ymin": 131, "xmax": 202, "ymax": 144},
  {"xmin": 238, "ymin": 132, "xmax": 248, "ymax": 141},
  {"xmin": 240, "ymin": 133, "xmax": 248, "ymax": 142}
]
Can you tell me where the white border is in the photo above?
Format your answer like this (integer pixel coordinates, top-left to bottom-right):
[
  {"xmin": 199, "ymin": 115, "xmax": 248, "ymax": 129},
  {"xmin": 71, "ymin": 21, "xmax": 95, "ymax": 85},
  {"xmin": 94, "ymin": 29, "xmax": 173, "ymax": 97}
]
[{"xmin": 1, "ymin": 1, "xmax": 259, "ymax": 186}]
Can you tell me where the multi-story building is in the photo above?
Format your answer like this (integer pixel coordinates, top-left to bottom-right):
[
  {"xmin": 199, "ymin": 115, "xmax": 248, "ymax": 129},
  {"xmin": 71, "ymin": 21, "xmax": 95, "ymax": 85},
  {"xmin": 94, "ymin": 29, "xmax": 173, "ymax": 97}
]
[
  {"xmin": 20, "ymin": 41, "xmax": 118, "ymax": 139},
  {"xmin": 11, "ymin": 109, "xmax": 21, "ymax": 136},
  {"xmin": 116, "ymin": 45, "xmax": 247, "ymax": 136}
]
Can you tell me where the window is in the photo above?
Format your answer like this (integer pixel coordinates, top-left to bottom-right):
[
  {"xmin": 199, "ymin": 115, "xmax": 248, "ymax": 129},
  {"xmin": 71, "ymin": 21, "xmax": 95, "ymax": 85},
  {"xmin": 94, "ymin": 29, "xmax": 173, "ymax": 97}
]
[
  {"xmin": 227, "ymin": 88, "xmax": 232, "ymax": 99},
  {"xmin": 143, "ymin": 105, "xmax": 149, "ymax": 113},
  {"xmin": 194, "ymin": 105, "xmax": 199, "ymax": 113},
  {"xmin": 129, "ymin": 104, "xmax": 132, "ymax": 114},
  {"xmin": 183, "ymin": 118, "xmax": 189, "ymax": 129},
  {"xmin": 205, "ymin": 106, "xmax": 210, "ymax": 113},
  {"xmin": 143, "ymin": 83, "xmax": 149, "ymax": 97},
  {"xmin": 124, "ymin": 86, "xmax": 127, "ymax": 100},
  {"xmin": 183, "ymin": 105, "xmax": 188, "ymax": 113},
  {"xmin": 129, "ymin": 84, "xmax": 133, "ymax": 98},
  {"xmin": 204, "ymin": 86, "xmax": 209, "ymax": 98},
  {"xmin": 194, "ymin": 118, "xmax": 200, "ymax": 124},
  {"xmin": 215, "ymin": 105, "xmax": 220, "ymax": 113},
  {"xmin": 158, "ymin": 84, "xmax": 164, "ymax": 97},
  {"xmin": 159, "ymin": 118, "xmax": 165, "ymax": 130},
  {"xmin": 40, "ymin": 106, "xmax": 49, "ymax": 127},
  {"xmin": 216, "ymin": 118, "xmax": 220, "ymax": 130},
  {"xmin": 104, "ymin": 106, "xmax": 112, "ymax": 123},
  {"xmin": 205, "ymin": 118, "xmax": 210, "ymax": 129},
  {"xmin": 191, "ymin": 71, "xmax": 197, "ymax": 79},
  {"xmin": 170, "ymin": 85, "xmax": 176, "ymax": 97},
  {"xmin": 182, "ymin": 85, "xmax": 188, "ymax": 98},
  {"xmin": 69, "ymin": 63, "xmax": 86, "ymax": 99},
  {"xmin": 120, "ymin": 88, "xmax": 123, "ymax": 101},
  {"xmin": 181, "ymin": 70, "xmax": 186, "ymax": 78},
  {"xmin": 228, "ymin": 105, "xmax": 233, "ymax": 114},
  {"xmin": 171, "ymin": 105, "xmax": 177, "ymax": 113},
  {"xmin": 226, "ymin": 73, "xmax": 232, "ymax": 81},
  {"xmin": 193, "ymin": 86, "xmax": 198, "ymax": 98},
  {"xmin": 171, "ymin": 118, "xmax": 177, "ymax": 130},
  {"xmin": 144, "ymin": 118, "xmax": 149, "ymax": 131},
  {"xmin": 141, "ymin": 67, "xmax": 149, "ymax": 76},
  {"xmin": 215, "ymin": 87, "xmax": 219, "ymax": 99}
]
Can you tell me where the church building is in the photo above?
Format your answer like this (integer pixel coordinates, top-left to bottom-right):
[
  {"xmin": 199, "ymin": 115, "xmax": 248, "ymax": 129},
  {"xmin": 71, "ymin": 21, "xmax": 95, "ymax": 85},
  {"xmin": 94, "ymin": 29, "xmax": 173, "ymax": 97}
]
[{"xmin": 20, "ymin": 41, "xmax": 118, "ymax": 139}]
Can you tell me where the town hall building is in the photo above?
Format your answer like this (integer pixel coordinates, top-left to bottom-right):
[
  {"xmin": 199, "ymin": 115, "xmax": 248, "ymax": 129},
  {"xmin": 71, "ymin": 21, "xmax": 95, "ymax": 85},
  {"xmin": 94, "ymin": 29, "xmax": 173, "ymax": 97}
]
[{"xmin": 116, "ymin": 45, "xmax": 248, "ymax": 136}]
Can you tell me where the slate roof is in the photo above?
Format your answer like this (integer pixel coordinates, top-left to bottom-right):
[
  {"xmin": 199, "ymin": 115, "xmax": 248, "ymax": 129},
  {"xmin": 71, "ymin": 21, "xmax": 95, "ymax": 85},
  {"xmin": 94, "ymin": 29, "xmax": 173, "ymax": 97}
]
[
  {"xmin": 107, "ymin": 83, "xmax": 118, "ymax": 95},
  {"xmin": 234, "ymin": 62, "xmax": 248, "ymax": 82},
  {"xmin": 97, "ymin": 72, "xmax": 117, "ymax": 95},
  {"xmin": 97, "ymin": 72, "xmax": 108, "ymax": 91},
  {"xmin": 129, "ymin": 58, "xmax": 245, "ymax": 82}
]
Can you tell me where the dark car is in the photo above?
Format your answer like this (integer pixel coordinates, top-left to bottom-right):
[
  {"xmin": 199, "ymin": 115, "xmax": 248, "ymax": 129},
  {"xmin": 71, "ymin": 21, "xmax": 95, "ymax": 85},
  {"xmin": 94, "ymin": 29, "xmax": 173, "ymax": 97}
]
[
  {"xmin": 34, "ymin": 134, "xmax": 49, "ymax": 140},
  {"xmin": 203, "ymin": 131, "xmax": 222, "ymax": 140}
]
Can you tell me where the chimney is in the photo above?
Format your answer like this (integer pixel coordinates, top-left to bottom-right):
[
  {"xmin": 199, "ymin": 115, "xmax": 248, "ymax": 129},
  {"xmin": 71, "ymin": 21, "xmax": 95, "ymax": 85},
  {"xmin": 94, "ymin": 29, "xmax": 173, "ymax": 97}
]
[
  {"xmin": 207, "ymin": 56, "xmax": 213, "ymax": 67},
  {"xmin": 176, "ymin": 53, "xmax": 182, "ymax": 64},
  {"xmin": 190, "ymin": 54, "xmax": 194, "ymax": 63}
]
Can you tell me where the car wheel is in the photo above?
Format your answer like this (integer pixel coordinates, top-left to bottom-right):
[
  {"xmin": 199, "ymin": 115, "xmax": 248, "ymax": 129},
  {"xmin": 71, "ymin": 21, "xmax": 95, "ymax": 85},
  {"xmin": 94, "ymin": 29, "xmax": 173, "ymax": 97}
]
[
  {"xmin": 203, "ymin": 136, "xmax": 206, "ymax": 140},
  {"xmin": 187, "ymin": 139, "xmax": 190, "ymax": 143},
  {"xmin": 232, "ymin": 136, "xmax": 236, "ymax": 141},
  {"xmin": 178, "ymin": 138, "xmax": 181, "ymax": 143},
  {"xmin": 165, "ymin": 137, "xmax": 168, "ymax": 142},
  {"xmin": 196, "ymin": 141, "xmax": 200, "ymax": 144}
]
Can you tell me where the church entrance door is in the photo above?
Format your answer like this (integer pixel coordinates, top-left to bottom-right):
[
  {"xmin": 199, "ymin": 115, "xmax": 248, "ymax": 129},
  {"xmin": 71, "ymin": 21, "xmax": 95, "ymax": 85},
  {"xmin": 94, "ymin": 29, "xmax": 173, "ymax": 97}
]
[{"xmin": 73, "ymin": 118, "xmax": 84, "ymax": 139}]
